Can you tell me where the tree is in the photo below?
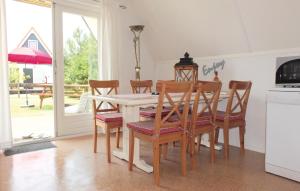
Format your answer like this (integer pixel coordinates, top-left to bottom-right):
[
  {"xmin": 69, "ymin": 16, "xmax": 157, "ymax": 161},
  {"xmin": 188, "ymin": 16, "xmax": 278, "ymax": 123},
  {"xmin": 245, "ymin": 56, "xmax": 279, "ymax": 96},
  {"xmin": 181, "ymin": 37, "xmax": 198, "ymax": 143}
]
[
  {"xmin": 64, "ymin": 28, "xmax": 98, "ymax": 85},
  {"xmin": 9, "ymin": 63, "xmax": 30, "ymax": 84},
  {"xmin": 9, "ymin": 64, "xmax": 20, "ymax": 84}
]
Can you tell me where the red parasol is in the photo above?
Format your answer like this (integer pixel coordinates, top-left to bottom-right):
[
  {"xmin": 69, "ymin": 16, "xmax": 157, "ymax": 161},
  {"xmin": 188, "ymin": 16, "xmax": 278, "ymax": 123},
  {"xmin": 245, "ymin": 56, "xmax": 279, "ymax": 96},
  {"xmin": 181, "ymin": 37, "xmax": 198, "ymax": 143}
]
[
  {"xmin": 8, "ymin": 47, "xmax": 52, "ymax": 107},
  {"xmin": 8, "ymin": 47, "xmax": 52, "ymax": 64}
]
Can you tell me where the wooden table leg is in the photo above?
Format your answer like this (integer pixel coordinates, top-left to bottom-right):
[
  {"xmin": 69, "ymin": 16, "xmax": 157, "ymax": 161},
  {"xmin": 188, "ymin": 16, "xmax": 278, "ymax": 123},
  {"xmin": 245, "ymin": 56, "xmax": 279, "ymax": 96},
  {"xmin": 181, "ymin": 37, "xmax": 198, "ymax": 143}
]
[{"xmin": 112, "ymin": 105, "xmax": 153, "ymax": 173}]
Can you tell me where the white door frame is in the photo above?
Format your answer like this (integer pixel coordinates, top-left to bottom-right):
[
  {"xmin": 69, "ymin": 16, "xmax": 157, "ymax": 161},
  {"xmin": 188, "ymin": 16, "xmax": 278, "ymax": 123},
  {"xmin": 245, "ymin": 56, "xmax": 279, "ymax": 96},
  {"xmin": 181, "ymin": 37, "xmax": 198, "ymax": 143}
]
[{"xmin": 53, "ymin": 0, "xmax": 101, "ymax": 136}]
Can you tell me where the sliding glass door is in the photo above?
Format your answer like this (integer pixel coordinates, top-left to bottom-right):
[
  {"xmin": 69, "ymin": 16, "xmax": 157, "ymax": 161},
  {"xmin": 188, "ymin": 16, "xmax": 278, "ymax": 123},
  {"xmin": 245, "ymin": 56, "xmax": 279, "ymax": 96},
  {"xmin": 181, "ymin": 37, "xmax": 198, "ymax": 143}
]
[
  {"xmin": 53, "ymin": 1, "xmax": 100, "ymax": 136},
  {"xmin": 5, "ymin": 0, "xmax": 54, "ymax": 143}
]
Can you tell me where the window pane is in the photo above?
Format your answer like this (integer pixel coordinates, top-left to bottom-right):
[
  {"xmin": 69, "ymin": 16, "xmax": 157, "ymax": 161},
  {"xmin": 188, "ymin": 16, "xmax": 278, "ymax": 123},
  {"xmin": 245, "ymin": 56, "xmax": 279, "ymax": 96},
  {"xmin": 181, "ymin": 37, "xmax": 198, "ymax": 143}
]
[{"xmin": 63, "ymin": 12, "xmax": 98, "ymax": 114}]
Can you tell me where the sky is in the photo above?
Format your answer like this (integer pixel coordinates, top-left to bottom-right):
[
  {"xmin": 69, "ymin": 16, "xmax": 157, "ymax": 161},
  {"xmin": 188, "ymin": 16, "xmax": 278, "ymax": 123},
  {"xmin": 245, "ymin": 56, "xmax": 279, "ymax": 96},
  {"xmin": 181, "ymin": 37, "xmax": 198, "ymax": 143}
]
[
  {"xmin": 5, "ymin": 0, "xmax": 98, "ymax": 53},
  {"xmin": 6, "ymin": 0, "xmax": 53, "ymax": 52},
  {"xmin": 5, "ymin": 0, "xmax": 98, "ymax": 83}
]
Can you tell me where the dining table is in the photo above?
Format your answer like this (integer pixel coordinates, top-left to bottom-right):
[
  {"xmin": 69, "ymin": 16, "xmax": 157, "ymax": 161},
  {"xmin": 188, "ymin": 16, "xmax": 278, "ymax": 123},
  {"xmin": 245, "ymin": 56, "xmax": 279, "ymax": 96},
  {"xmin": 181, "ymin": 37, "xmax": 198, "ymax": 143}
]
[{"xmin": 90, "ymin": 92, "xmax": 228, "ymax": 173}]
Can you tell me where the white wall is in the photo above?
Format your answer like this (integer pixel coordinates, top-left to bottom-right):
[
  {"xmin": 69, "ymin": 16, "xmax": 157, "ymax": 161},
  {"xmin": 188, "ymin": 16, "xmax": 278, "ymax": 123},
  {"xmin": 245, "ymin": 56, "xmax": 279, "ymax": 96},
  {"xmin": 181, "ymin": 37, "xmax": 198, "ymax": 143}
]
[
  {"xmin": 155, "ymin": 48, "xmax": 300, "ymax": 153},
  {"xmin": 117, "ymin": 2, "xmax": 155, "ymax": 93}
]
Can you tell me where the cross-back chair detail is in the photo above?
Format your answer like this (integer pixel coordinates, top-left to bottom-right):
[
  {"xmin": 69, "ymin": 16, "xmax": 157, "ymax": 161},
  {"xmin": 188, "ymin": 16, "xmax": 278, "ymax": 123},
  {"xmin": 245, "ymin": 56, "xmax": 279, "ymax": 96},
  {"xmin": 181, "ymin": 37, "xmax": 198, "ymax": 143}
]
[
  {"xmin": 130, "ymin": 80, "xmax": 153, "ymax": 94},
  {"xmin": 192, "ymin": 81, "xmax": 222, "ymax": 123},
  {"xmin": 154, "ymin": 82, "xmax": 193, "ymax": 135},
  {"xmin": 215, "ymin": 80, "xmax": 252, "ymax": 159},
  {"xmin": 225, "ymin": 81, "xmax": 252, "ymax": 119},
  {"xmin": 90, "ymin": 80, "xmax": 120, "ymax": 114}
]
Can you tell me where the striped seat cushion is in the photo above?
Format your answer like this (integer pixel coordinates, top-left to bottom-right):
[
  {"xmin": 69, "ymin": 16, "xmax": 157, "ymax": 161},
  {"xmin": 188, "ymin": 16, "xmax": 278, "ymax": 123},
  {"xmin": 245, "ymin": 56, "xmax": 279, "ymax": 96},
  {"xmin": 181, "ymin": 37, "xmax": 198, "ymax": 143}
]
[
  {"xmin": 140, "ymin": 108, "xmax": 172, "ymax": 118},
  {"xmin": 96, "ymin": 112, "xmax": 123, "ymax": 123},
  {"xmin": 216, "ymin": 111, "xmax": 243, "ymax": 121},
  {"xmin": 167, "ymin": 114, "xmax": 213, "ymax": 128},
  {"xmin": 194, "ymin": 119, "xmax": 212, "ymax": 127},
  {"xmin": 127, "ymin": 120, "xmax": 182, "ymax": 136}
]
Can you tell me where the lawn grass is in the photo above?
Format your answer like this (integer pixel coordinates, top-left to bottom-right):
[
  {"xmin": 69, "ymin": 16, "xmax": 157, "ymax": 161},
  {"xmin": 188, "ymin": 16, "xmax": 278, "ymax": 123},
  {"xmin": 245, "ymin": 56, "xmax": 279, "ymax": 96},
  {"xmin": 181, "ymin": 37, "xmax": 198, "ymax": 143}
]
[{"xmin": 10, "ymin": 94, "xmax": 79, "ymax": 117}]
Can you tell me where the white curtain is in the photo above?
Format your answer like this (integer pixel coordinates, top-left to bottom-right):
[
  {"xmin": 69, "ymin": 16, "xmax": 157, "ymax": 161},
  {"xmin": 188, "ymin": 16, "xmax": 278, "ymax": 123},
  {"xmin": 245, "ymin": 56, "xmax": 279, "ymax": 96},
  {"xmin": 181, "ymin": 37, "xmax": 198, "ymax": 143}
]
[
  {"xmin": 0, "ymin": 0, "xmax": 12, "ymax": 149},
  {"xmin": 98, "ymin": 0, "xmax": 119, "ymax": 80}
]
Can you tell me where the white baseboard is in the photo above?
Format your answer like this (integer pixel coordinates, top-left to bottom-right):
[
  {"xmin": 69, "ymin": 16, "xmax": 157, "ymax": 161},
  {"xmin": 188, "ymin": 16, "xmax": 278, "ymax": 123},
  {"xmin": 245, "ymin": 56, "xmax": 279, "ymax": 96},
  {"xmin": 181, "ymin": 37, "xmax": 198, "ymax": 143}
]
[
  {"xmin": 265, "ymin": 163, "xmax": 300, "ymax": 182},
  {"xmin": 55, "ymin": 128, "xmax": 121, "ymax": 141},
  {"xmin": 54, "ymin": 132, "xmax": 92, "ymax": 140}
]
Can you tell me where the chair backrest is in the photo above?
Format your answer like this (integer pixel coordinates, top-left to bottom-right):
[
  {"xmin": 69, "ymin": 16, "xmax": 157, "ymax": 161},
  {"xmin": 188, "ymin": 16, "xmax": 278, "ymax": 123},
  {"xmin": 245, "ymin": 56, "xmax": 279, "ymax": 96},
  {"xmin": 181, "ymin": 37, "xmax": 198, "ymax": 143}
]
[
  {"xmin": 130, "ymin": 80, "xmax": 153, "ymax": 94},
  {"xmin": 155, "ymin": 80, "xmax": 176, "ymax": 92},
  {"xmin": 225, "ymin": 80, "xmax": 252, "ymax": 119},
  {"xmin": 89, "ymin": 80, "xmax": 120, "ymax": 114},
  {"xmin": 191, "ymin": 81, "xmax": 222, "ymax": 129},
  {"xmin": 154, "ymin": 81, "xmax": 193, "ymax": 136}
]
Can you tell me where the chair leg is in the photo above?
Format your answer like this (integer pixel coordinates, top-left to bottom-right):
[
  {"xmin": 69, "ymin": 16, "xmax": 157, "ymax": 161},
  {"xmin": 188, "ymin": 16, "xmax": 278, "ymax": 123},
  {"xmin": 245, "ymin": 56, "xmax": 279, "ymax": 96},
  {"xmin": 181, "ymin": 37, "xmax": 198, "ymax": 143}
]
[
  {"xmin": 186, "ymin": 139, "xmax": 190, "ymax": 154},
  {"xmin": 190, "ymin": 135, "xmax": 196, "ymax": 170},
  {"xmin": 181, "ymin": 134, "xmax": 187, "ymax": 176},
  {"xmin": 116, "ymin": 127, "xmax": 121, "ymax": 148},
  {"xmin": 189, "ymin": 135, "xmax": 194, "ymax": 155},
  {"xmin": 129, "ymin": 129, "xmax": 134, "ymax": 171},
  {"xmin": 162, "ymin": 143, "xmax": 168, "ymax": 159},
  {"xmin": 93, "ymin": 121, "xmax": 97, "ymax": 153},
  {"xmin": 239, "ymin": 125, "xmax": 245, "ymax": 155},
  {"xmin": 223, "ymin": 127, "xmax": 229, "ymax": 159},
  {"xmin": 159, "ymin": 145, "xmax": 162, "ymax": 162},
  {"xmin": 215, "ymin": 127, "xmax": 220, "ymax": 144},
  {"xmin": 106, "ymin": 127, "xmax": 111, "ymax": 163},
  {"xmin": 153, "ymin": 141, "xmax": 160, "ymax": 186},
  {"xmin": 196, "ymin": 135, "xmax": 202, "ymax": 152},
  {"xmin": 186, "ymin": 134, "xmax": 190, "ymax": 153},
  {"xmin": 209, "ymin": 130, "xmax": 215, "ymax": 163}
]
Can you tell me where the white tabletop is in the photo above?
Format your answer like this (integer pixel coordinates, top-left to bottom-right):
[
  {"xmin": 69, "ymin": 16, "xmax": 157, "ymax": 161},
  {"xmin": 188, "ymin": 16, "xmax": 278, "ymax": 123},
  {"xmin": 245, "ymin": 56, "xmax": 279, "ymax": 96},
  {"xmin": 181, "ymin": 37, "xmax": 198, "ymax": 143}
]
[{"xmin": 90, "ymin": 92, "xmax": 228, "ymax": 106}]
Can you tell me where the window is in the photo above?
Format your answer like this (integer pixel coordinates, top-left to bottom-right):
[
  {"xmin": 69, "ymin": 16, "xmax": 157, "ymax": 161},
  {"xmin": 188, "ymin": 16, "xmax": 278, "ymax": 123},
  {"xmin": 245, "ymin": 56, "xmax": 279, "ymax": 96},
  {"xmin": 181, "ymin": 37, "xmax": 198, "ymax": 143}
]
[{"xmin": 28, "ymin": 40, "xmax": 38, "ymax": 50}]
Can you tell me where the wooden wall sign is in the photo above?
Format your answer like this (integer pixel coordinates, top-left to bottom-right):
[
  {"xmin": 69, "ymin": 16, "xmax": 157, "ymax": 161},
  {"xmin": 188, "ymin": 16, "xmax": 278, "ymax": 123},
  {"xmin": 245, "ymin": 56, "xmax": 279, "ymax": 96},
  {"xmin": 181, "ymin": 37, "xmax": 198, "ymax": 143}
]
[{"xmin": 202, "ymin": 59, "xmax": 225, "ymax": 76}]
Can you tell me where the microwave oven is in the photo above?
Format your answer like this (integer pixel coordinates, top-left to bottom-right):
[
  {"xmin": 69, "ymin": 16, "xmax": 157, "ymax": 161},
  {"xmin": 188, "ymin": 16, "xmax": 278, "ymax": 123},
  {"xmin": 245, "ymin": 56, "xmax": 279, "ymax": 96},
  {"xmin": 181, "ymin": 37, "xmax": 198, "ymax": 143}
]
[{"xmin": 276, "ymin": 56, "xmax": 300, "ymax": 87}]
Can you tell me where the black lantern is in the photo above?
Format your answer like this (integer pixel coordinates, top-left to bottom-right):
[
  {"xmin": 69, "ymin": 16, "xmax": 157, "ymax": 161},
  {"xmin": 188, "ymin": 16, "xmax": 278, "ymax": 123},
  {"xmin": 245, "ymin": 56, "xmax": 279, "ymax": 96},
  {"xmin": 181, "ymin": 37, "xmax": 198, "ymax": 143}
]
[{"xmin": 174, "ymin": 52, "xmax": 198, "ymax": 84}]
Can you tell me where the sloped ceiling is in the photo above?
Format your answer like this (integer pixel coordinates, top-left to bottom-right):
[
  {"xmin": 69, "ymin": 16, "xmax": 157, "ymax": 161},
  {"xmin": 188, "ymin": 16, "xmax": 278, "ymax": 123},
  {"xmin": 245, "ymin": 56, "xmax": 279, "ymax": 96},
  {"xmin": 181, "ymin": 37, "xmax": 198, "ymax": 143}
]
[{"xmin": 128, "ymin": 0, "xmax": 300, "ymax": 61}]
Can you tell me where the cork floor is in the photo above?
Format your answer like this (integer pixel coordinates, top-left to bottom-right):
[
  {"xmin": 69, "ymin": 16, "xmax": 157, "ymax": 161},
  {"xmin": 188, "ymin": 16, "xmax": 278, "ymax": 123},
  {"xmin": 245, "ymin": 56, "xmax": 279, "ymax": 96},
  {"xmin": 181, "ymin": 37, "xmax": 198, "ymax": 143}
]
[{"xmin": 0, "ymin": 135, "xmax": 299, "ymax": 191}]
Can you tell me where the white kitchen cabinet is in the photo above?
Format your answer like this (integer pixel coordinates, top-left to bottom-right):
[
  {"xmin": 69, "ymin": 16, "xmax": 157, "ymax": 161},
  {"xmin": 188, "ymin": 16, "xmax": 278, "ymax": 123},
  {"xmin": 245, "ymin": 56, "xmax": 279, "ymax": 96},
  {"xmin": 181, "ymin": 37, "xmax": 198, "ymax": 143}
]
[{"xmin": 266, "ymin": 89, "xmax": 300, "ymax": 182}]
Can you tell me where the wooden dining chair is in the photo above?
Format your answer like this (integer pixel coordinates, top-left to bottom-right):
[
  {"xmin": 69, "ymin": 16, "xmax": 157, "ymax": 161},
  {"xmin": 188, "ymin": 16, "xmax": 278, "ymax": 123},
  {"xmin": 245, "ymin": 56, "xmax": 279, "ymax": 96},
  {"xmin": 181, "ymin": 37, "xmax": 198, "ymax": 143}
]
[
  {"xmin": 89, "ymin": 80, "xmax": 122, "ymax": 163},
  {"xmin": 155, "ymin": 80, "xmax": 176, "ymax": 91},
  {"xmin": 128, "ymin": 81, "xmax": 193, "ymax": 186},
  {"xmin": 189, "ymin": 81, "xmax": 222, "ymax": 168},
  {"xmin": 215, "ymin": 80, "xmax": 252, "ymax": 159},
  {"xmin": 130, "ymin": 80, "xmax": 153, "ymax": 94},
  {"xmin": 192, "ymin": 77, "xmax": 221, "ymax": 151},
  {"xmin": 138, "ymin": 80, "xmax": 173, "ymax": 119},
  {"xmin": 130, "ymin": 80, "xmax": 161, "ymax": 121}
]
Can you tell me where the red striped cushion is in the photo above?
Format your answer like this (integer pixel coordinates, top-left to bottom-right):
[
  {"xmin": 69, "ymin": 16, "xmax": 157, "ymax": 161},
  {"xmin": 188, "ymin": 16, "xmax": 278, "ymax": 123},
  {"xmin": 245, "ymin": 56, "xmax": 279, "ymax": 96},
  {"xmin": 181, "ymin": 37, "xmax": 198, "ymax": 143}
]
[
  {"xmin": 140, "ymin": 108, "xmax": 171, "ymax": 118},
  {"xmin": 96, "ymin": 112, "xmax": 123, "ymax": 123},
  {"xmin": 168, "ymin": 113, "xmax": 213, "ymax": 125},
  {"xmin": 196, "ymin": 112, "xmax": 213, "ymax": 121},
  {"xmin": 127, "ymin": 120, "xmax": 182, "ymax": 135},
  {"xmin": 216, "ymin": 111, "xmax": 243, "ymax": 121},
  {"xmin": 194, "ymin": 119, "xmax": 212, "ymax": 127}
]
